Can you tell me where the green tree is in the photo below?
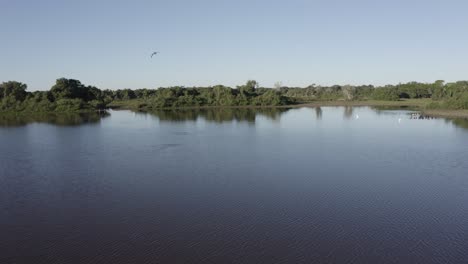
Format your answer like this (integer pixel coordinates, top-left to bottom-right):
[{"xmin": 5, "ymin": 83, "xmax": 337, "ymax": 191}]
[
  {"xmin": 0, "ymin": 81, "xmax": 27, "ymax": 101},
  {"xmin": 238, "ymin": 80, "xmax": 258, "ymax": 94},
  {"xmin": 50, "ymin": 78, "xmax": 85, "ymax": 100}
]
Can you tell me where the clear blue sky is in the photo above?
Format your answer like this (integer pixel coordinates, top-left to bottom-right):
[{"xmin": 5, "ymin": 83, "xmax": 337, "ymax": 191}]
[{"xmin": 1, "ymin": 0, "xmax": 467, "ymax": 90}]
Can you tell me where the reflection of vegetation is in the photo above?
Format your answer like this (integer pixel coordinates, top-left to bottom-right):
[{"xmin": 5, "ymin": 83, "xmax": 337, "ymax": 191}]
[
  {"xmin": 370, "ymin": 106, "xmax": 468, "ymax": 130},
  {"xmin": 449, "ymin": 118, "xmax": 468, "ymax": 130},
  {"xmin": 371, "ymin": 105, "xmax": 411, "ymax": 111},
  {"xmin": 148, "ymin": 108, "xmax": 289, "ymax": 123},
  {"xmin": 370, "ymin": 106, "xmax": 417, "ymax": 116},
  {"xmin": 315, "ymin": 107, "xmax": 322, "ymax": 120},
  {"xmin": 0, "ymin": 112, "xmax": 109, "ymax": 127},
  {"xmin": 343, "ymin": 106, "xmax": 354, "ymax": 119}
]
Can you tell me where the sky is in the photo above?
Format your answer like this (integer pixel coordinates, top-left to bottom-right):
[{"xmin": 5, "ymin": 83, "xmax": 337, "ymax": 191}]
[{"xmin": 1, "ymin": 0, "xmax": 468, "ymax": 90}]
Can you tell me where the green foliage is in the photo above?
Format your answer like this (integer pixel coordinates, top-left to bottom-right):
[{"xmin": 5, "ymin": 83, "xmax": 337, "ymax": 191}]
[
  {"xmin": 53, "ymin": 99, "xmax": 85, "ymax": 112},
  {"xmin": 0, "ymin": 81, "xmax": 29, "ymax": 111},
  {"xmin": 213, "ymin": 85, "xmax": 236, "ymax": 106},
  {"xmin": 112, "ymin": 89, "xmax": 136, "ymax": 100},
  {"xmin": 1, "ymin": 81, "xmax": 27, "ymax": 101},
  {"xmin": 426, "ymin": 81, "xmax": 468, "ymax": 109},
  {"xmin": 238, "ymin": 80, "xmax": 258, "ymax": 95},
  {"xmin": 275, "ymin": 81, "xmax": 450, "ymax": 102},
  {"xmin": 3, "ymin": 78, "xmax": 468, "ymax": 112},
  {"xmin": 21, "ymin": 91, "xmax": 56, "ymax": 112},
  {"xmin": 50, "ymin": 78, "xmax": 100, "ymax": 101},
  {"xmin": 0, "ymin": 79, "xmax": 105, "ymax": 112},
  {"xmin": 371, "ymin": 87, "xmax": 400, "ymax": 101},
  {"xmin": 280, "ymin": 85, "xmax": 350, "ymax": 102},
  {"xmin": 135, "ymin": 82, "xmax": 290, "ymax": 109},
  {"xmin": 252, "ymin": 90, "xmax": 287, "ymax": 106},
  {"xmin": 395, "ymin": 82, "xmax": 432, "ymax": 98}
]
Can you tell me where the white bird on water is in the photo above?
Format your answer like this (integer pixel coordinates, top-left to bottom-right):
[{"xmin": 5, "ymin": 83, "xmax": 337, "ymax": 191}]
[{"xmin": 355, "ymin": 114, "xmax": 359, "ymax": 119}]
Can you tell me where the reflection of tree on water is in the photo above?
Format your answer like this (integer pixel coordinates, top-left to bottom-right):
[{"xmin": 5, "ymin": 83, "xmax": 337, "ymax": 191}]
[
  {"xmin": 315, "ymin": 107, "xmax": 322, "ymax": 120},
  {"xmin": 371, "ymin": 106, "xmax": 413, "ymax": 116},
  {"xmin": 0, "ymin": 112, "xmax": 109, "ymax": 127},
  {"xmin": 148, "ymin": 108, "xmax": 290, "ymax": 123},
  {"xmin": 393, "ymin": 111, "xmax": 468, "ymax": 130},
  {"xmin": 447, "ymin": 118, "xmax": 468, "ymax": 130},
  {"xmin": 343, "ymin": 106, "xmax": 354, "ymax": 119}
]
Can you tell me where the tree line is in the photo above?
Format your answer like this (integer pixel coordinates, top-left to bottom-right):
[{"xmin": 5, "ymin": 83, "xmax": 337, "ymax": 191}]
[
  {"xmin": 0, "ymin": 78, "xmax": 106, "ymax": 112},
  {"xmin": 1, "ymin": 78, "xmax": 467, "ymax": 112}
]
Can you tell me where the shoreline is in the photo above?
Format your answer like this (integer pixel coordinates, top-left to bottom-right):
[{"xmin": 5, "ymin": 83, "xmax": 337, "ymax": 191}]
[
  {"xmin": 420, "ymin": 109, "xmax": 468, "ymax": 119},
  {"xmin": 108, "ymin": 99, "xmax": 429, "ymax": 110},
  {"xmin": 3, "ymin": 99, "xmax": 466, "ymax": 119},
  {"xmin": 108, "ymin": 99, "xmax": 468, "ymax": 119}
]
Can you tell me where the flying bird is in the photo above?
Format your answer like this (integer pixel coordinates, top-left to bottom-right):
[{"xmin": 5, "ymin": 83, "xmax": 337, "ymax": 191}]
[{"xmin": 151, "ymin": 52, "xmax": 159, "ymax": 58}]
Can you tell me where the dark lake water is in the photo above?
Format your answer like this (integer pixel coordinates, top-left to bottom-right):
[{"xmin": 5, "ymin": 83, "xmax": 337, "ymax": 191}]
[{"xmin": 1, "ymin": 107, "xmax": 468, "ymax": 263}]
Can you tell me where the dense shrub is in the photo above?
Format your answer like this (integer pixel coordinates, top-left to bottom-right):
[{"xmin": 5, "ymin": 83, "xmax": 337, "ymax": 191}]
[
  {"xmin": 0, "ymin": 79, "xmax": 105, "ymax": 112},
  {"xmin": 3, "ymin": 78, "xmax": 468, "ymax": 111}
]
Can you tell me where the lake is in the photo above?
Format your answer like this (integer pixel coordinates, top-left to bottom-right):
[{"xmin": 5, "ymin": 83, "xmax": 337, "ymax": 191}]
[{"xmin": 1, "ymin": 107, "xmax": 468, "ymax": 263}]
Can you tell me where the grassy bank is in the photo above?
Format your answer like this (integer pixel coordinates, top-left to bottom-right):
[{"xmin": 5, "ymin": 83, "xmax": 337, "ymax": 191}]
[{"xmin": 420, "ymin": 109, "xmax": 468, "ymax": 119}]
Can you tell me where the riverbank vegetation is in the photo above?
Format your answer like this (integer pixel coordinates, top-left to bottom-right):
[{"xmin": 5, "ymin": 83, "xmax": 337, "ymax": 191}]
[
  {"xmin": 0, "ymin": 79, "xmax": 108, "ymax": 112},
  {"xmin": 1, "ymin": 79, "xmax": 468, "ymax": 114}
]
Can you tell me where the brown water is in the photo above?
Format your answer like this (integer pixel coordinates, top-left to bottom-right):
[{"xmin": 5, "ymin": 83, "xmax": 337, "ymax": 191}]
[{"xmin": 1, "ymin": 107, "xmax": 468, "ymax": 263}]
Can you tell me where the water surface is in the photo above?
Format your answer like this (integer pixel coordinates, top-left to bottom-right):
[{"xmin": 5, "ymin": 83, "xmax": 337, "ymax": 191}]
[{"xmin": 1, "ymin": 107, "xmax": 468, "ymax": 263}]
